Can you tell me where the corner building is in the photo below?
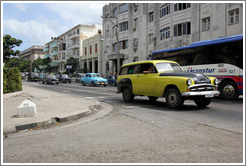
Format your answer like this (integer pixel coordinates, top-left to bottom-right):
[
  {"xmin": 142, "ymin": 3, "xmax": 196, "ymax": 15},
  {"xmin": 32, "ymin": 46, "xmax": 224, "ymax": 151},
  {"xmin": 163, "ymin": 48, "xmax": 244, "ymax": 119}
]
[{"xmin": 102, "ymin": 3, "xmax": 243, "ymax": 77}]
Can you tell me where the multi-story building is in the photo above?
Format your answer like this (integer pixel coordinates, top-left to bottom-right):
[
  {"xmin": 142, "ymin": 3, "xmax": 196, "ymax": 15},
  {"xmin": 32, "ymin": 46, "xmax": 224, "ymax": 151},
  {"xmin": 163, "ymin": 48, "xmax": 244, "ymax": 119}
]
[
  {"xmin": 19, "ymin": 45, "xmax": 45, "ymax": 61},
  {"xmin": 43, "ymin": 24, "xmax": 102, "ymax": 73},
  {"xmin": 102, "ymin": 3, "xmax": 243, "ymax": 77},
  {"xmin": 81, "ymin": 30, "xmax": 103, "ymax": 74}
]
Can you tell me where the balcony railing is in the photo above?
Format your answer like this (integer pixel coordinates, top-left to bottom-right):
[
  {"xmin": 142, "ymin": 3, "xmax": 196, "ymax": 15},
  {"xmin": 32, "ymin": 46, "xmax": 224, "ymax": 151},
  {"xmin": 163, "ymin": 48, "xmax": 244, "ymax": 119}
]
[
  {"xmin": 68, "ymin": 31, "xmax": 80, "ymax": 39},
  {"xmin": 68, "ymin": 42, "xmax": 79, "ymax": 50},
  {"xmin": 43, "ymin": 47, "xmax": 49, "ymax": 52},
  {"xmin": 51, "ymin": 51, "xmax": 58, "ymax": 56},
  {"xmin": 51, "ymin": 42, "xmax": 58, "ymax": 48}
]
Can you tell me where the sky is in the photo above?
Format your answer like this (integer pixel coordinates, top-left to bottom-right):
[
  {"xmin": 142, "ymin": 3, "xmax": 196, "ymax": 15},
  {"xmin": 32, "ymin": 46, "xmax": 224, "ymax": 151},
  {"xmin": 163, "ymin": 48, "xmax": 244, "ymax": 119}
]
[{"xmin": 2, "ymin": 2, "xmax": 107, "ymax": 51}]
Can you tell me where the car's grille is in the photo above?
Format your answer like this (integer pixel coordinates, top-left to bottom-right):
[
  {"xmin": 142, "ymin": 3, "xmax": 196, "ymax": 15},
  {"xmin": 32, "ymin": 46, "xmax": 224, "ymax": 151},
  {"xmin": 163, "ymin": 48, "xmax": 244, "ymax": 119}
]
[{"xmin": 188, "ymin": 84, "xmax": 216, "ymax": 92}]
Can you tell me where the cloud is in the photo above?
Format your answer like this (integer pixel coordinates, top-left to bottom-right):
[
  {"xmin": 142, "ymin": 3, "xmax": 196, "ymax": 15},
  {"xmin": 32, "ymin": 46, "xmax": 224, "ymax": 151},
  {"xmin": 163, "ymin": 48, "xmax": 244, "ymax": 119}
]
[
  {"xmin": 15, "ymin": 3, "xmax": 27, "ymax": 11},
  {"xmin": 44, "ymin": 3, "xmax": 106, "ymax": 25},
  {"xmin": 3, "ymin": 19, "xmax": 64, "ymax": 45}
]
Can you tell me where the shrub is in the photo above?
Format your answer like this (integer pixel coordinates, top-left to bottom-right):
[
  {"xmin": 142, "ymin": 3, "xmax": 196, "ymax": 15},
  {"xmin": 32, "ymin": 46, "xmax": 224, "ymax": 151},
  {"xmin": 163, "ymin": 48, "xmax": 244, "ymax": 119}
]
[{"xmin": 3, "ymin": 67, "xmax": 22, "ymax": 94}]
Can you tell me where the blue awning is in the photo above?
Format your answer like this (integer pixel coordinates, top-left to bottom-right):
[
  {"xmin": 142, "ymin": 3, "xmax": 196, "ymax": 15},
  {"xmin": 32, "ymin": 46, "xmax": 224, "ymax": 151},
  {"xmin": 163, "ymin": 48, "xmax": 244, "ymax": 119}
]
[{"xmin": 152, "ymin": 34, "xmax": 243, "ymax": 56}]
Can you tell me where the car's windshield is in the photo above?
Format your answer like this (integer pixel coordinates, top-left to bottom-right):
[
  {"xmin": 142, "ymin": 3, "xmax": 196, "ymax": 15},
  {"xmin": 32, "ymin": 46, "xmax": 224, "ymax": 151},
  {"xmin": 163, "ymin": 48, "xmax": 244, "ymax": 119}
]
[
  {"xmin": 155, "ymin": 62, "xmax": 183, "ymax": 73},
  {"xmin": 33, "ymin": 73, "xmax": 39, "ymax": 76},
  {"xmin": 48, "ymin": 75, "xmax": 56, "ymax": 79},
  {"xmin": 62, "ymin": 75, "xmax": 68, "ymax": 78}
]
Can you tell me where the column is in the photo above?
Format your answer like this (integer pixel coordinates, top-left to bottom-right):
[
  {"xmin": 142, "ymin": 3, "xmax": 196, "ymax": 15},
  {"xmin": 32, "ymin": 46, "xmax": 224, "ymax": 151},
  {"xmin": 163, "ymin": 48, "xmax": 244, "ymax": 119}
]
[
  {"xmin": 92, "ymin": 58, "xmax": 95, "ymax": 73},
  {"xmin": 87, "ymin": 59, "xmax": 90, "ymax": 73}
]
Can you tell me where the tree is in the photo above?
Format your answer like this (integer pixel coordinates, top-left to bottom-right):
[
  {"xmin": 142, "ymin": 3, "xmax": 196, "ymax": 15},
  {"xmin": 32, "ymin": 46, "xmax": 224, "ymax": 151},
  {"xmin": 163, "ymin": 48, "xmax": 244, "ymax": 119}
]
[
  {"xmin": 3, "ymin": 34, "xmax": 22, "ymax": 63},
  {"xmin": 32, "ymin": 57, "xmax": 43, "ymax": 72},
  {"xmin": 4, "ymin": 57, "xmax": 30, "ymax": 72},
  {"xmin": 64, "ymin": 57, "xmax": 78, "ymax": 74}
]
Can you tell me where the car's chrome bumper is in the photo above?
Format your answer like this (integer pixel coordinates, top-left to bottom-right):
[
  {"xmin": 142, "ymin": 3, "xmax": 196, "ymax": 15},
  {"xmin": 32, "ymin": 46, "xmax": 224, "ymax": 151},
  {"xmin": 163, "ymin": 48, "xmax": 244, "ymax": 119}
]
[
  {"xmin": 182, "ymin": 91, "xmax": 220, "ymax": 98},
  {"xmin": 96, "ymin": 82, "xmax": 108, "ymax": 85}
]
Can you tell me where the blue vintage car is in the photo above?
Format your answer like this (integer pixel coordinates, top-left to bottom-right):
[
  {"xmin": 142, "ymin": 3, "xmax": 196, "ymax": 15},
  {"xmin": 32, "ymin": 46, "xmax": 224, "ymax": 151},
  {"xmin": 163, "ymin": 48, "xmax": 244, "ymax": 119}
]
[{"xmin": 81, "ymin": 73, "xmax": 108, "ymax": 87}]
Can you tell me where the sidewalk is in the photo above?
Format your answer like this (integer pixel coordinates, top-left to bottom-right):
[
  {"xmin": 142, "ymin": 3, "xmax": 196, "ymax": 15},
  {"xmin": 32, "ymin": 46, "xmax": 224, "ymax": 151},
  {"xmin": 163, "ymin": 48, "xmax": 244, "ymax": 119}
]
[{"xmin": 3, "ymin": 83, "xmax": 112, "ymax": 134}]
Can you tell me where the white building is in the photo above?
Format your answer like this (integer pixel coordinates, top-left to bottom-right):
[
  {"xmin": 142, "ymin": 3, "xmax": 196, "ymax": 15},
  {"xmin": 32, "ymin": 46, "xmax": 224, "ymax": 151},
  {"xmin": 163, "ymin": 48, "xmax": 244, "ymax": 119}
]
[
  {"xmin": 19, "ymin": 45, "xmax": 45, "ymax": 61},
  {"xmin": 81, "ymin": 30, "xmax": 103, "ymax": 74},
  {"xmin": 44, "ymin": 24, "xmax": 102, "ymax": 73},
  {"xmin": 102, "ymin": 3, "xmax": 243, "ymax": 77}
]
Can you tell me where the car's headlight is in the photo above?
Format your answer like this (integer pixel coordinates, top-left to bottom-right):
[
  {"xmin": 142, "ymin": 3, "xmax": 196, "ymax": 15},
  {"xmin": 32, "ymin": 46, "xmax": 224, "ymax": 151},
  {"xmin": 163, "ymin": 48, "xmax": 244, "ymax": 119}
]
[
  {"xmin": 187, "ymin": 79, "xmax": 192, "ymax": 86},
  {"xmin": 214, "ymin": 78, "xmax": 219, "ymax": 85}
]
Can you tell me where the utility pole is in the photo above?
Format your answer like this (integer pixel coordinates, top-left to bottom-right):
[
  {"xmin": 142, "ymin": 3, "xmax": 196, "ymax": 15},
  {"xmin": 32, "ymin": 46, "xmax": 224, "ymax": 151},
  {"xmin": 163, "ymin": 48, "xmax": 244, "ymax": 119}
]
[{"xmin": 101, "ymin": 15, "xmax": 120, "ymax": 75}]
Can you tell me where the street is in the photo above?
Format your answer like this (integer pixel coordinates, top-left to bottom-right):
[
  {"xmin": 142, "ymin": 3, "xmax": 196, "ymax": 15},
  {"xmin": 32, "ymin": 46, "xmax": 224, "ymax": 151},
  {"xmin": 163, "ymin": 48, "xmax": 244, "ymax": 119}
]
[{"xmin": 3, "ymin": 81, "xmax": 244, "ymax": 163}]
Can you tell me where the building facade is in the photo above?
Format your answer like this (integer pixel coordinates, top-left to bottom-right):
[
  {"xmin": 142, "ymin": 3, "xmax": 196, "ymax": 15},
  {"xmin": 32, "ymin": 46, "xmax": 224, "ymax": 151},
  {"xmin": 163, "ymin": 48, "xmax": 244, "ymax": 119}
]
[
  {"xmin": 81, "ymin": 31, "xmax": 103, "ymax": 74},
  {"xmin": 102, "ymin": 3, "xmax": 243, "ymax": 77},
  {"xmin": 43, "ymin": 24, "xmax": 102, "ymax": 73},
  {"xmin": 19, "ymin": 45, "xmax": 45, "ymax": 61}
]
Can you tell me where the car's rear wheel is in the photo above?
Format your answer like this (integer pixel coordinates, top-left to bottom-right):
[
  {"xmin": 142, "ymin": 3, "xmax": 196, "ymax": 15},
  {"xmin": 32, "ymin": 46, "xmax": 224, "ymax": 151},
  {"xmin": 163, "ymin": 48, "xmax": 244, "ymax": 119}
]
[
  {"xmin": 148, "ymin": 96, "xmax": 158, "ymax": 102},
  {"xmin": 104, "ymin": 84, "xmax": 107, "ymax": 87},
  {"xmin": 165, "ymin": 88, "xmax": 184, "ymax": 109},
  {"xmin": 194, "ymin": 98, "xmax": 211, "ymax": 108},
  {"xmin": 122, "ymin": 87, "xmax": 134, "ymax": 102},
  {"xmin": 82, "ymin": 81, "xmax": 85, "ymax": 86}
]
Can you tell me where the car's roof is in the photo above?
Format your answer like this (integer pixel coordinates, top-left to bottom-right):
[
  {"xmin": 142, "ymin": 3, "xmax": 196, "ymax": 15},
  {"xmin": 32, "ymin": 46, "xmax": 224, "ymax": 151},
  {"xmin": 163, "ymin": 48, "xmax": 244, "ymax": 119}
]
[{"xmin": 121, "ymin": 60, "xmax": 178, "ymax": 67}]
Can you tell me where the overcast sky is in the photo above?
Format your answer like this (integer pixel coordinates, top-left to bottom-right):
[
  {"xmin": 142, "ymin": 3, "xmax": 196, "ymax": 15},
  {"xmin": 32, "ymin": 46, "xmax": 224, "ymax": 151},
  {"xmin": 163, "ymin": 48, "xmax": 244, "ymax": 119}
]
[{"xmin": 2, "ymin": 2, "xmax": 107, "ymax": 51}]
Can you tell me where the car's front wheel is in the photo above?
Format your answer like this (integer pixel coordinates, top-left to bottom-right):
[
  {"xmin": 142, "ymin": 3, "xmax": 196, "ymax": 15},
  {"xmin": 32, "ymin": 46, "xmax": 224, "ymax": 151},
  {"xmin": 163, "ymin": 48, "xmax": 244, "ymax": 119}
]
[
  {"xmin": 194, "ymin": 98, "xmax": 211, "ymax": 108},
  {"xmin": 122, "ymin": 87, "xmax": 134, "ymax": 102},
  {"xmin": 165, "ymin": 88, "xmax": 184, "ymax": 109}
]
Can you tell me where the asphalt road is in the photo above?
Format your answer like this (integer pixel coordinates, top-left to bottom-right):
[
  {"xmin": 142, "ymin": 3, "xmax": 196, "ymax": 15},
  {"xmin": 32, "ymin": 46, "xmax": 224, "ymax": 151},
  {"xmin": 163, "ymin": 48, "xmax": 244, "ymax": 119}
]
[{"xmin": 3, "ymin": 81, "xmax": 244, "ymax": 163}]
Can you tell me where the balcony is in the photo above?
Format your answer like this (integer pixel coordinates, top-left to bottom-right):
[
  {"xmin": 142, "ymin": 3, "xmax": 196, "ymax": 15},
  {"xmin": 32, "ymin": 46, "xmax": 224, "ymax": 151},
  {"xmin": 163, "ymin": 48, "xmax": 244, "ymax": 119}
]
[
  {"xmin": 68, "ymin": 42, "xmax": 79, "ymax": 50},
  {"xmin": 51, "ymin": 51, "xmax": 58, "ymax": 56},
  {"xmin": 51, "ymin": 42, "xmax": 58, "ymax": 48},
  {"xmin": 43, "ymin": 47, "xmax": 49, "ymax": 52},
  {"xmin": 43, "ymin": 53, "xmax": 51, "ymax": 59},
  {"xmin": 68, "ymin": 31, "xmax": 80, "ymax": 40}
]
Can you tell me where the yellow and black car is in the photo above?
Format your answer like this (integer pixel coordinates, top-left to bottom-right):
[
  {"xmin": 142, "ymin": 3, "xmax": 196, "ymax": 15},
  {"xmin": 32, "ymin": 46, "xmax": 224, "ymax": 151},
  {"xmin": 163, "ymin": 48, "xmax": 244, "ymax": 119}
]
[{"xmin": 117, "ymin": 60, "xmax": 220, "ymax": 109}]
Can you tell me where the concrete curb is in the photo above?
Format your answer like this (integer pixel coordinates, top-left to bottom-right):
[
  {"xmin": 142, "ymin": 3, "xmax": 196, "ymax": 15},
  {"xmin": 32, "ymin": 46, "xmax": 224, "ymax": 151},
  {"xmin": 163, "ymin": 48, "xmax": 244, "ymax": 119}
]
[
  {"xmin": 3, "ymin": 101, "xmax": 105, "ymax": 135},
  {"xmin": 3, "ymin": 91, "xmax": 25, "ymax": 100}
]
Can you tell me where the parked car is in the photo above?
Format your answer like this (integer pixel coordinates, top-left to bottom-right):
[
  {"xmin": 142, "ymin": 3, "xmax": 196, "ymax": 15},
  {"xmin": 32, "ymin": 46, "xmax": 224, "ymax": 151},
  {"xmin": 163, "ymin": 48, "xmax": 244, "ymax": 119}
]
[
  {"xmin": 117, "ymin": 60, "xmax": 220, "ymax": 109},
  {"xmin": 20, "ymin": 72, "xmax": 26, "ymax": 79},
  {"xmin": 42, "ymin": 75, "xmax": 59, "ymax": 85},
  {"xmin": 76, "ymin": 73, "xmax": 86, "ymax": 83},
  {"xmin": 39, "ymin": 73, "xmax": 46, "ymax": 81},
  {"xmin": 27, "ymin": 72, "xmax": 40, "ymax": 82},
  {"xmin": 58, "ymin": 74, "xmax": 72, "ymax": 83},
  {"xmin": 107, "ymin": 76, "xmax": 117, "ymax": 86},
  {"xmin": 81, "ymin": 73, "xmax": 108, "ymax": 87}
]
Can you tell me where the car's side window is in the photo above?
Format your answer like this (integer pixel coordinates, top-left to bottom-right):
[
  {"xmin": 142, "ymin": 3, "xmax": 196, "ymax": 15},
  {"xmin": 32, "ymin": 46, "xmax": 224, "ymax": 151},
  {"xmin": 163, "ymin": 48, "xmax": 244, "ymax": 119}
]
[
  {"xmin": 141, "ymin": 63, "xmax": 156, "ymax": 73},
  {"xmin": 133, "ymin": 65, "xmax": 141, "ymax": 74},
  {"xmin": 128, "ymin": 66, "xmax": 135, "ymax": 74},
  {"xmin": 120, "ymin": 67, "xmax": 128, "ymax": 75}
]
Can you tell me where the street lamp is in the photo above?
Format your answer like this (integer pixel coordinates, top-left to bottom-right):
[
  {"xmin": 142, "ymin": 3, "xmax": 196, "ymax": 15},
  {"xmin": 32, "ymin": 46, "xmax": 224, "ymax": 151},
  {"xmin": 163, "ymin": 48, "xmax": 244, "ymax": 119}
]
[{"xmin": 101, "ymin": 15, "xmax": 121, "ymax": 75}]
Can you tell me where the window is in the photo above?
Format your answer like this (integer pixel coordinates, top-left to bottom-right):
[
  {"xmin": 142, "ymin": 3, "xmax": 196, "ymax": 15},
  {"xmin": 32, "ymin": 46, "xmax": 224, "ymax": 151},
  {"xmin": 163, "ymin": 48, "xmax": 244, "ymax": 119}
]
[
  {"xmin": 119, "ymin": 22, "xmax": 128, "ymax": 32},
  {"xmin": 148, "ymin": 33, "xmax": 154, "ymax": 44},
  {"xmin": 113, "ymin": 8, "xmax": 117, "ymax": 17},
  {"xmin": 160, "ymin": 27, "xmax": 170, "ymax": 40},
  {"xmin": 90, "ymin": 45, "xmax": 92, "ymax": 54},
  {"xmin": 202, "ymin": 17, "xmax": 210, "ymax": 31},
  {"xmin": 113, "ymin": 43, "xmax": 118, "ymax": 52},
  {"xmin": 84, "ymin": 47, "xmax": 87, "ymax": 56},
  {"xmin": 229, "ymin": 9, "xmax": 239, "ymax": 24},
  {"xmin": 119, "ymin": 4, "xmax": 129, "ymax": 14},
  {"xmin": 120, "ymin": 40, "xmax": 128, "ymax": 49},
  {"xmin": 77, "ymin": 29, "xmax": 79, "ymax": 34},
  {"xmin": 160, "ymin": 4, "xmax": 170, "ymax": 18},
  {"xmin": 174, "ymin": 3, "xmax": 191, "ymax": 12},
  {"xmin": 95, "ymin": 44, "xmax": 98, "ymax": 53},
  {"xmin": 149, "ymin": 12, "xmax": 154, "ymax": 22},
  {"xmin": 174, "ymin": 22, "xmax": 191, "ymax": 36}
]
